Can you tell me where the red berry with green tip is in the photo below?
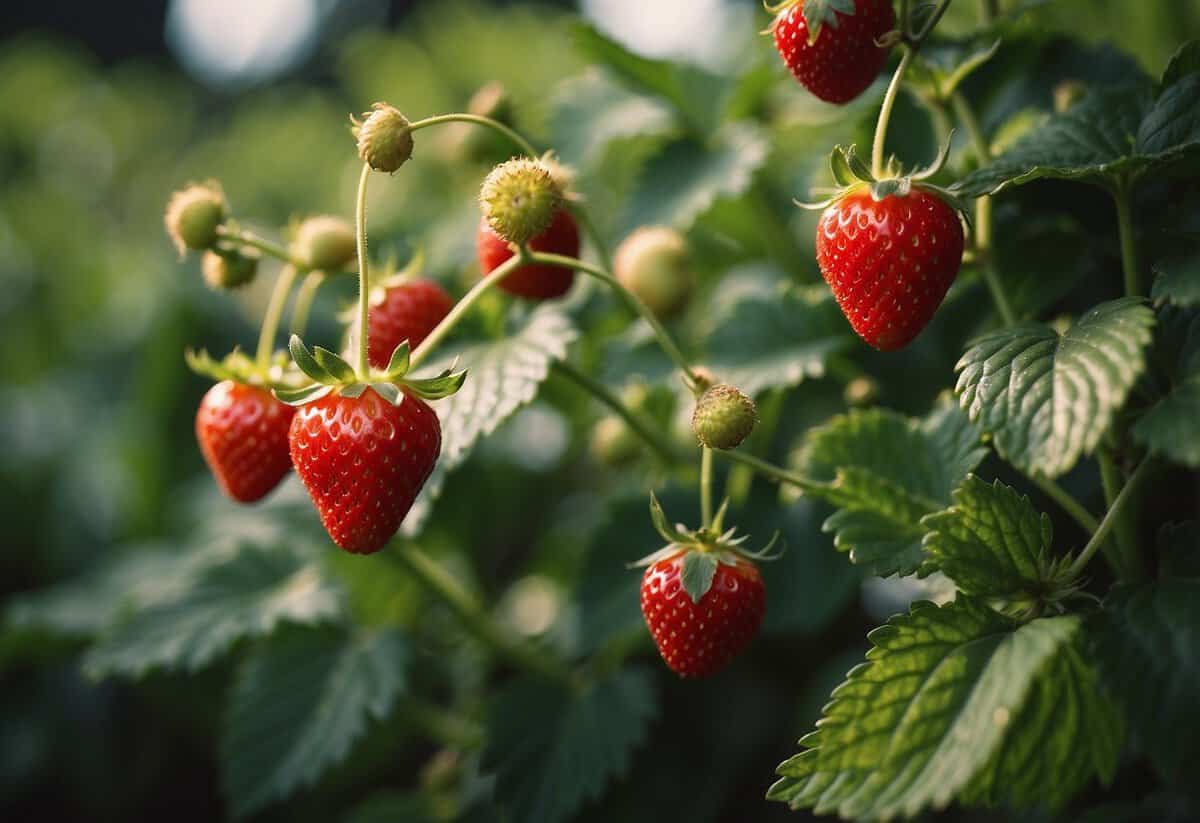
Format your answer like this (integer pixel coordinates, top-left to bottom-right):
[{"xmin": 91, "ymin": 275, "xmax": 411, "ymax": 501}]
[
  {"xmin": 816, "ymin": 186, "xmax": 964, "ymax": 351},
  {"xmin": 477, "ymin": 209, "xmax": 580, "ymax": 300},
  {"xmin": 367, "ymin": 279, "xmax": 455, "ymax": 369},
  {"xmin": 640, "ymin": 551, "xmax": 766, "ymax": 678},
  {"xmin": 196, "ymin": 380, "xmax": 295, "ymax": 503},
  {"xmin": 289, "ymin": 388, "xmax": 441, "ymax": 554},
  {"xmin": 772, "ymin": 0, "xmax": 896, "ymax": 104}
]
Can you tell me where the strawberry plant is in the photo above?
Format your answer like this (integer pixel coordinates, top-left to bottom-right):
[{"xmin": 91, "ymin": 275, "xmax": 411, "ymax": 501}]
[{"xmin": 4, "ymin": 1, "xmax": 1200, "ymax": 821}]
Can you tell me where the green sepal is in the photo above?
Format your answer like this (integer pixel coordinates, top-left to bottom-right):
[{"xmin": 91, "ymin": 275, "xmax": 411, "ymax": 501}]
[
  {"xmin": 340, "ymin": 382, "xmax": 368, "ymax": 400},
  {"xmin": 312, "ymin": 346, "xmax": 356, "ymax": 383},
  {"xmin": 802, "ymin": 0, "xmax": 856, "ymax": 45},
  {"xmin": 649, "ymin": 492, "xmax": 693, "ymax": 545},
  {"xmin": 274, "ymin": 384, "xmax": 334, "ymax": 406},
  {"xmin": 383, "ymin": 340, "xmax": 412, "ymax": 379},
  {"xmin": 910, "ymin": 130, "xmax": 956, "ymax": 181},
  {"xmin": 680, "ymin": 551, "xmax": 720, "ymax": 604},
  {"xmin": 869, "ymin": 177, "xmax": 912, "ymax": 200},
  {"xmin": 367, "ymin": 382, "xmax": 401, "ymax": 405},
  {"xmin": 289, "ymin": 335, "xmax": 337, "ymax": 385},
  {"xmin": 185, "ymin": 347, "xmax": 296, "ymax": 390},
  {"xmin": 829, "ymin": 145, "xmax": 860, "ymax": 187},
  {"xmin": 401, "ymin": 367, "xmax": 468, "ymax": 400}
]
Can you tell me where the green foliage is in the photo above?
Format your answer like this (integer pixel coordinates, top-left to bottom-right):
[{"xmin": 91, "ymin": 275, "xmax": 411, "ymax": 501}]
[
  {"xmin": 1152, "ymin": 248, "xmax": 1200, "ymax": 307},
  {"xmin": 955, "ymin": 298, "xmax": 1156, "ymax": 477},
  {"xmin": 1133, "ymin": 312, "xmax": 1200, "ymax": 467},
  {"xmin": 769, "ymin": 598, "xmax": 1121, "ymax": 819}
]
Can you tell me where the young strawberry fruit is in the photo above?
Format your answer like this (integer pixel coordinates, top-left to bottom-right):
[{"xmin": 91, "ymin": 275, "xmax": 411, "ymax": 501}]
[
  {"xmin": 196, "ymin": 380, "xmax": 295, "ymax": 503},
  {"xmin": 366, "ymin": 279, "xmax": 454, "ymax": 370},
  {"xmin": 772, "ymin": 0, "xmax": 896, "ymax": 104},
  {"xmin": 289, "ymin": 387, "xmax": 441, "ymax": 554},
  {"xmin": 635, "ymin": 495, "xmax": 775, "ymax": 678},
  {"xmin": 477, "ymin": 209, "xmax": 580, "ymax": 300},
  {"xmin": 816, "ymin": 185, "xmax": 964, "ymax": 350}
]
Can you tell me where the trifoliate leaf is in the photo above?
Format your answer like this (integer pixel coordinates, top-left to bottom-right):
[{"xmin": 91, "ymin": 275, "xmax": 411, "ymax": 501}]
[
  {"xmin": 700, "ymin": 266, "xmax": 854, "ymax": 397},
  {"xmin": 401, "ymin": 305, "xmax": 577, "ymax": 535},
  {"xmin": 83, "ymin": 541, "xmax": 342, "ymax": 678},
  {"xmin": 482, "ymin": 668, "xmax": 656, "ymax": 823},
  {"xmin": 1093, "ymin": 577, "xmax": 1200, "ymax": 783},
  {"xmin": 955, "ymin": 298, "xmax": 1155, "ymax": 477},
  {"xmin": 794, "ymin": 402, "xmax": 987, "ymax": 576},
  {"xmin": 769, "ymin": 598, "xmax": 1121, "ymax": 819},
  {"xmin": 1151, "ymin": 248, "xmax": 1200, "ymax": 307},
  {"xmin": 922, "ymin": 475, "xmax": 1059, "ymax": 600},
  {"xmin": 221, "ymin": 625, "xmax": 407, "ymax": 818}
]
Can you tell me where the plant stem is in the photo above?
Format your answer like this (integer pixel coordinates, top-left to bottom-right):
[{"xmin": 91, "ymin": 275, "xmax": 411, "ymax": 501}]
[
  {"xmin": 217, "ymin": 225, "xmax": 301, "ymax": 267},
  {"xmin": 391, "ymin": 541, "xmax": 578, "ymax": 690},
  {"xmin": 713, "ymin": 448, "xmax": 825, "ymax": 496},
  {"xmin": 912, "ymin": 0, "xmax": 956, "ymax": 41},
  {"xmin": 408, "ymin": 252, "xmax": 525, "ymax": 370},
  {"xmin": 254, "ymin": 264, "xmax": 300, "ymax": 370},
  {"xmin": 1029, "ymin": 474, "xmax": 1099, "ymax": 535},
  {"xmin": 1113, "ymin": 182, "xmax": 1142, "ymax": 296},
  {"xmin": 1068, "ymin": 458, "xmax": 1151, "ymax": 578},
  {"xmin": 872, "ymin": 48, "xmax": 915, "ymax": 178},
  {"xmin": 700, "ymin": 447, "xmax": 715, "ymax": 528},
  {"xmin": 394, "ymin": 696, "xmax": 484, "ymax": 751},
  {"xmin": 550, "ymin": 359, "xmax": 678, "ymax": 463},
  {"xmin": 951, "ymin": 90, "xmax": 1017, "ymax": 326},
  {"xmin": 353, "ymin": 163, "xmax": 372, "ymax": 377},
  {"xmin": 409, "ymin": 113, "xmax": 539, "ymax": 159},
  {"xmin": 290, "ymin": 271, "xmax": 326, "ymax": 336},
  {"xmin": 1098, "ymin": 447, "xmax": 1144, "ymax": 579},
  {"xmin": 525, "ymin": 251, "xmax": 702, "ymax": 390}
]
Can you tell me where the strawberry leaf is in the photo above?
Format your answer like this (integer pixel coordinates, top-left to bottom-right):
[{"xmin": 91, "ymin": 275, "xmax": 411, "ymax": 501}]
[
  {"xmin": 955, "ymin": 298, "xmax": 1155, "ymax": 477},
  {"xmin": 221, "ymin": 625, "xmax": 407, "ymax": 819},
  {"xmin": 769, "ymin": 598, "xmax": 1121, "ymax": 818},
  {"xmin": 679, "ymin": 551, "xmax": 719, "ymax": 604},
  {"xmin": 1151, "ymin": 247, "xmax": 1200, "ymax": 307},
  {"xmin": 1132, "ymin": 313, "xmax": 1200, "ymax": 467}
]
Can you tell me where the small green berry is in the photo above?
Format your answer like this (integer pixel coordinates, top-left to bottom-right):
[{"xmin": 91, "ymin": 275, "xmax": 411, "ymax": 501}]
[
  {"xmin": 292, "ymin": 215, "xmax": 356, "ymax": 271},
  {"xmin": 590, "ymin": 416, "xmax": 642, "ymax": 467},
  {"xmin": 692, "ymin": 383, "xmax": 757, "ymax": 450},
  {"xmin": 614, "ymin": 226, "xmax": 693, "ymax": 318},
  {"xmin": 165, "ymin": 181, "xmax": 227, "ymax": 256},
  {"xmin": 479, "ymin": 157, "xmax": 563, "ymax": 246},
  {"xmin": 201, "ymin": 248, "xmax": 258, "ymax": 290},
  {"xmin": 355, "ymin": 102, "xmax": 414, "ymax": 173}
]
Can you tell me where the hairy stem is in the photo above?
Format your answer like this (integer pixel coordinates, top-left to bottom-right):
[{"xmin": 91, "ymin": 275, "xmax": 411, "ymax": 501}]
[
  {"xmin": 289, "ymin": 271, "xmax": 326, "ymax": 336},
  {"xmin": 1068, "ymin": 458, "xmax": 1151, "ymax": 578},
  {"xmin": 353, "ymin": 163, "xmax": 372, "ymax": 377},
  {"xmin": 700, "ymin": 447, "xmax": 715, "ymax": 528},
  {"xmin": 872, "ymin": 48, "xmax": 915, "ymax": 178},
  {"xmin": 551, "ymin": 359, "xmax": 678, "ymax": 463},
  {"xmin": 391, "ymin": 541, "xmax": 578, "ymax": 690},
  {"xmin": 255, "ymin": 264, "xmax": 300, "ymax": 370},
  {"xmin": 1113, "ymin": 182, "xmax": 1142, "ymax": 296},
  {"xmin": 409, "ymin": 113, "xmax": 539, "ymax": 159}
]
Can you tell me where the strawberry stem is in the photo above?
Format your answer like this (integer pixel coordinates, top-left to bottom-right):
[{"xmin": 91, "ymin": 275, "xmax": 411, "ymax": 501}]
[
  {"xmin": 1068, "ymin": 457, "xmax": 1151, "ymax": 579},
  {"xmin": 216, "ymin": 225, "xmax": 303, "ymax": 268},
  {"xmin": 354, "ymin": 162, "xmax": 372, "ymax": 378},
  {"xmin": 409, "ymin": 113, "xmax": 539, "ymax": 160},
  {"xmin": 871, "ymin": 48, "xmax": 914, "ymax": 178},
  {"xmin": 700, "ymin": 447, "xmax": 715, "ymax": 528},
  {"xmin": 1112, "ymin": 181, "xmax": 1142, "ymax": 297},
  {"xmin": 289, "ymin": 271, "xmax": 326, "ymax": 336},
  {"xmin": 1029, "ymin": 473, "xmax": 1100, "ymax": 536},
  {"xmin": 254, "ymin": 263, "xmax": 300, "ymax": 371}
]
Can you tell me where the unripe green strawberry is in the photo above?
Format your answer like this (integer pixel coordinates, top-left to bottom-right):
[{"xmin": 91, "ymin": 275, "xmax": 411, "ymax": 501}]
[
  {"xmin": 692, "ymin": 383, "xmax": 757, "ymax": 449},
  {"xmin": 292, "ymin": 215, "xmax": 356, "ymax": 271},
  {"xmin": 590, "ymin": 416, "xmax": 641, "ymax": 467},
  {"xmin": 479, "ymin": 157, "xmax": 564, "ymax": 246},
  {"xmin": 356, "ymin": 102, "xmax": 414, "ymax": 173},
  {"xmin": 614, "ymin": 226, "xmax": 693, "ymax": 318},
  {"xmin": 165, "ymin": 181, "xmax": 227, "ymax": 255},
  {"xmin": 201, "ymin": 248, "xmax": 258, "ymax": 290}
]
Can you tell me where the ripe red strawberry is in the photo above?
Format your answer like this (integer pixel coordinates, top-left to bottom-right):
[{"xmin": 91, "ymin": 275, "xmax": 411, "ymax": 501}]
[
  {"xmin": 641, "ymin": 551, "xmax": 766, "ymax": 678},
  {"xmin": 477, "ymin": 209, "xmax": 580, "ymax": 300},
  {"xmin": 816, "ymin": 186, "xmax": 964, "ymax": 350},
  {"xmin": 772, "ymin": 0, "xmax": 896, "ymax": 104},
  {"xmin": 289, "ymin": 388, "xmax": 441, "ymax": 554},
  {"xmin": 196, "ymin": 380, "xmax": 295, "ymax": 503},
  {"xmin": 367, "ymin": 279, "xmax": 454, "ymax": 369}
]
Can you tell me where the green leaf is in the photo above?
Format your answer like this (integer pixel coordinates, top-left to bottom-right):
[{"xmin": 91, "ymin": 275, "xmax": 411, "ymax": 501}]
[
  {"xmin": 922, "ymin": 475, "xmax": 1057, "ymax": 599},
  {"xmin": 955, "ymin": 298, "xmax": 1155, "ymax": 477},
  {"xmin": 221, "ymin": 625, "xmax": 407, "ymax": 818},
  {"xmin": 1159, "ymin": 520, "xmax": 1200, "ymax": 578},
  {"xmin": 482, "ymin": 668, "xmax": 656, "ymax": 823},
  {"xmin": 1133, "ymin": 376, "xmax": 1200, "ymax": 468},
  {"xmin": 1151, "ymin": 248, "xmax": 1200, "ymax": 307},
  {"xmin": 1093, "ymin": 577, "xmax": 1200, "ymax": 782},
  {"xmin": 401, "ymin": 305, "xmax": 577, "ymax": 535},
  {"xmin": 548, "ymin": 70, "xmax": 677, "ymax": 170},
  {"xmin": 83, "ymin": 541, "xmax": 342, "ymax": 679},
  {"xmin": 679, "ymin": 552, "xmax": 718, "ymax": 603},
  {"xmin": 1160, "ymin": 40, "xmax": 1200, "ymax": 93},
  {"xmin": 700, "ymin": 266, "xmax": 855, "ymax": 397},
  {"xmin": 312, "ymin": 345, "xmax": 356, "ymax": 383},
  {"xmin": 769, "ymin": 598, "xmax": 1121, "ymax": 819},
  {"xmin": 794, "ymin": 402, "xmax": 987, "ymax": 576}
]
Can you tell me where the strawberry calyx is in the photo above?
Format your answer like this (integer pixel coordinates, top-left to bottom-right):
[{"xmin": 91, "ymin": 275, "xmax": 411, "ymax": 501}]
[
  {"xmin": 185, "ymin": 347, "xmax": 303, "ymax": 393},
  {"xmin": 764, "ymin": 0, "xmax": 898, "ymax": 47},
  {"xmin": 630, "ymin": 493, "xmax": 781, "ymax": 604},
  {"xmin": 795, "ymin": 140, "xmax": 971, "ymax": 219},
  {"xmin": 276, "ymin": 333, "xmax": 466, "ymax": 407}
]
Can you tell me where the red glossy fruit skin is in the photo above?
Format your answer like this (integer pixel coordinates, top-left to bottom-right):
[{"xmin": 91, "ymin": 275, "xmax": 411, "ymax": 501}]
[
  {"xmin": 289, "ymin": 388, "xmax": 441, "ymax": 554},
  {"xmin": 640, "ymin": 552, "xmax": 766, "ymax": 678},
  {"xmin": 196, "ymin": 380, "xmax": 295, "ymax": 503},
  {"xmin": 477, "ymin": 209, "xmax": 580, "ymax": 300},
  {"xmin": 816, "ymin": 187, "xmax": 965, "ymax": 351},
  {"xmin": 773, "ymin": 0, "xmax": 896, "ymax": 104},
  {"xmin": 367, "ymin": 279, "xmax": 455, "ymax": 370}
]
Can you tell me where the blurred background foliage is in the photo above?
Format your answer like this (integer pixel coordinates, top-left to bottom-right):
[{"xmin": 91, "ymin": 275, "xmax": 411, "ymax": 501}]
[{"xmin": 1, "ymin": 1, "xmax": 1198, "ymax": 821}]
